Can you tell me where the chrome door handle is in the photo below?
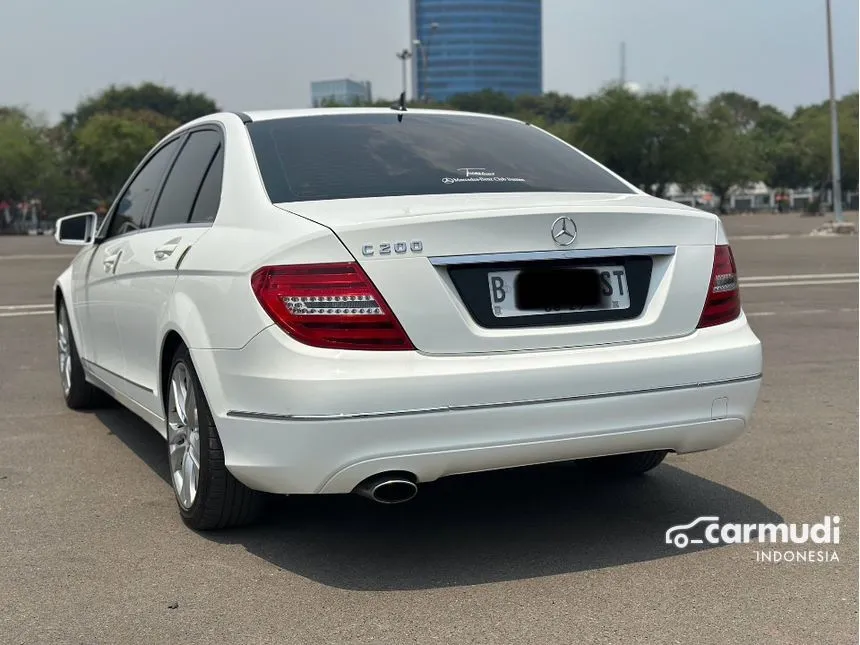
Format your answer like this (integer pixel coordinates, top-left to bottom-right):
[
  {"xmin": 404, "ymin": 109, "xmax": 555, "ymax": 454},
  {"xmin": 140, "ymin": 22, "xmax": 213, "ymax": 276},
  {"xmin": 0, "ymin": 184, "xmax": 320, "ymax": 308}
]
[
  {"xmin": 153, "ymin": 246, "xmax": 176, "ymax": 261},
  {"xmin": 154, "ymin": 238, "xmax": 181, "ymax": 261},
  {"xmin": 103, "ymin": 251, "xmax": 121, "ymax": 274}
]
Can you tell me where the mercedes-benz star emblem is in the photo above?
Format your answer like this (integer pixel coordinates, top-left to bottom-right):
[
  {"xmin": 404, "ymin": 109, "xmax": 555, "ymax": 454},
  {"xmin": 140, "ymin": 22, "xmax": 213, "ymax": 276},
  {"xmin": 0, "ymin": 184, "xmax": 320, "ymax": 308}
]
[{"xmin": 551, "ymin": 216, "xmax": 577, "ymax": 246}]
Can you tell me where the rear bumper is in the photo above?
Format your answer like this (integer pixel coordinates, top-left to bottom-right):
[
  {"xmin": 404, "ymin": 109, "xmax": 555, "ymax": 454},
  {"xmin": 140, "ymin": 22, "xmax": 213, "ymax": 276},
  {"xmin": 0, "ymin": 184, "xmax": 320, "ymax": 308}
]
[
  {"xmin": 191, "ymin": 315, "xmax": 762, "ymax": 494},
  {"xmin": 216, "ymin": 379, "xmax": 758, "ymax": 494}
]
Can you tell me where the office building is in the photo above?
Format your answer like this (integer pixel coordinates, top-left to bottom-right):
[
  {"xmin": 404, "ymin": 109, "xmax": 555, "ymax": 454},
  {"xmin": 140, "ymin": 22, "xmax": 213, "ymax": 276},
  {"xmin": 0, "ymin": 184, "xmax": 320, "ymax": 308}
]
[
  {"xmin": 410, "ymin": 0, "xmax": 542, "ymax": 102},
  {"xmin": 310, "ymin": 79, "xmax": 373, "ymax": 107}
]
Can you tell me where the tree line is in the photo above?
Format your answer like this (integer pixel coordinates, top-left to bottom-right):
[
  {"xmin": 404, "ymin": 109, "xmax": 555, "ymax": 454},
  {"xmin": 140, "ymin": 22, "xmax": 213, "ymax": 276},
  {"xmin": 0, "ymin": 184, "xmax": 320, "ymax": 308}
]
[{"xmin": 0, "ymin": 81, "xmax": 856, "ymax": 221}]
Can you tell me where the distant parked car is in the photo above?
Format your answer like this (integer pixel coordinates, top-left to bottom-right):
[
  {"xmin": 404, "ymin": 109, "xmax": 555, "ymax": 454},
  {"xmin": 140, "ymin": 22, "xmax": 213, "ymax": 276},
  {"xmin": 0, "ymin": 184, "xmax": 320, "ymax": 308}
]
[{"xmin": 52, "ymin": 108, "xmax": 763, "ymax": 530}]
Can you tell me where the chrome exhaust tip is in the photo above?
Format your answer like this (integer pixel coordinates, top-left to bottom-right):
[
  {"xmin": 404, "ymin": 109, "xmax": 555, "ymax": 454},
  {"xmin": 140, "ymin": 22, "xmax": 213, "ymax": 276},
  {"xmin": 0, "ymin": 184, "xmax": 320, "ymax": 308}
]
[{"xmin": 354, "ymin": 473, "xmax": 418, "ymax": 504}]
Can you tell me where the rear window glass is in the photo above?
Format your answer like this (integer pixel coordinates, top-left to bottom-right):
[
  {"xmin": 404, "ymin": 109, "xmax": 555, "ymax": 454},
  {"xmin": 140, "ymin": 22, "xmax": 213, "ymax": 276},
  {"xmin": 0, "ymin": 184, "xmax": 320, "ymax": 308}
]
[{"xmin": 246, "ymin": 113, "xmax": 633, "ymax": 203}]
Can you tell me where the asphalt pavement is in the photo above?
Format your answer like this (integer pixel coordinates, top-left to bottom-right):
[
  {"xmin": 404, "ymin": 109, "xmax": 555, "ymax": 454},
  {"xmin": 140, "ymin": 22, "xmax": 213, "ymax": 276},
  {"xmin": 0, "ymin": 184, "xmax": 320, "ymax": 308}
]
[{"xmin": 0, "ymin": 213, "xmax": 857, "ymax": 645}]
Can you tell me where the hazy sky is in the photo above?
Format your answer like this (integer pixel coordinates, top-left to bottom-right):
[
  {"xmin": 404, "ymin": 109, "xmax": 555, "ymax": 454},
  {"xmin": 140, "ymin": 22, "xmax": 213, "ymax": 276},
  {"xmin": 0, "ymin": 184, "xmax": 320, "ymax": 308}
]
[{"xmin": 1, "ymin": 0, "xmax": 857, "ymax": 122}]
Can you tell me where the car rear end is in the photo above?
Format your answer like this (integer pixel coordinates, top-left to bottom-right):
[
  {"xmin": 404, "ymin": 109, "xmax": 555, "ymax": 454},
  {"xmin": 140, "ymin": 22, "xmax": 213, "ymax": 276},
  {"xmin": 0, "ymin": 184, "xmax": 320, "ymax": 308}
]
[{"xmin": 190, "ymin": 110, "xmax": 762, "ymax": 496}]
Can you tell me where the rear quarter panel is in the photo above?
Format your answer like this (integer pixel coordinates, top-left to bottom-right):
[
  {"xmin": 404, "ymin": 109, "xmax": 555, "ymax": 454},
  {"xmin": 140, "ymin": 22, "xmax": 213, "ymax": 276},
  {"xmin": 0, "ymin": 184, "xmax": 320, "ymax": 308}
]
[{"xmin": 171, "ymin": 215, "xmax": 353, "ymax": 350}]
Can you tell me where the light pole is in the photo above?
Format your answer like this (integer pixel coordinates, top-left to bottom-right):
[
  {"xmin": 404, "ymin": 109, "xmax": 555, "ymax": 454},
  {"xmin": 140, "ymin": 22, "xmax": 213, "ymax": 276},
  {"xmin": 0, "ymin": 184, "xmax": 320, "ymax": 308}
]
[
  {"xmin": 825, "ymin": 0, "xmax": 843, "ymax": 222},
  {"xmin": 396, "ymin": 48, "xmax": 412, "ymax": 101}
]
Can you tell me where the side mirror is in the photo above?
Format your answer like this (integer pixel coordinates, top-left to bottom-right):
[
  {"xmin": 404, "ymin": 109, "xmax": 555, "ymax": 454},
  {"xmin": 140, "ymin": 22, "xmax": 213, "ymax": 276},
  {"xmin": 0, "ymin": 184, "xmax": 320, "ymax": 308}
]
[{"xmin": 54, "ymin": 212, "xmax": 98, "ymax": 246}]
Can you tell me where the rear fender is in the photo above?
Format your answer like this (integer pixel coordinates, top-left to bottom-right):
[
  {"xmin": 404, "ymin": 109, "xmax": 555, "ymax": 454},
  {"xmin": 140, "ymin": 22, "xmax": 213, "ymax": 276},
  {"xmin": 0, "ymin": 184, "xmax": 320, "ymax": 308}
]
[
  {"xmin": 171, "ymin": 220, "xmax": 355, "ymax": 351},
  {"xmin": 716, "ymin": 220, "xmax": 729, "ymax": 245}
]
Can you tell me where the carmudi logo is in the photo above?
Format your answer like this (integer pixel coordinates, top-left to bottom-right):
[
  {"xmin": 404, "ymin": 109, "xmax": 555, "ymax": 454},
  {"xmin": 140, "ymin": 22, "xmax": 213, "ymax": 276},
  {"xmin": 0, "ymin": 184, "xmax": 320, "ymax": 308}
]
[{"xmin": 665, "ymin": 516, "xmax": 841, "ymax": 563}]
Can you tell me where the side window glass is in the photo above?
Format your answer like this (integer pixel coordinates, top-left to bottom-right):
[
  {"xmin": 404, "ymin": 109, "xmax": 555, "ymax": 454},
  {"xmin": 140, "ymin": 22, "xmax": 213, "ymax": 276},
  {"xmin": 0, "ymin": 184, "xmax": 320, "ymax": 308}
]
[
  {"xmin": 107, "ymin": 138, "xmax": 180, "ymax": 238},
  {"xmin": 189, "ymin": 145, "xmax": 224, "ymax": 224},
  {"xmin": 150, "ymin": 130, "xmax": 222, "ymax": 229}
]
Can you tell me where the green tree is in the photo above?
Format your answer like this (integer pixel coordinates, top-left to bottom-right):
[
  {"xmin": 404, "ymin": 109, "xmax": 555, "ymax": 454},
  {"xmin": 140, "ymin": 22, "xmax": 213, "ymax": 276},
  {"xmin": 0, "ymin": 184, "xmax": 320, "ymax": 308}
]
[
  {"xmin": 0, "ymin": 110, "xmax": 58, "ymax": 202},
  {"xmin": 569, "ymin": 85, "xmax": 705, "ymax": 195},
  {"xmin": 0, "ymin": 106, "xmax": 29, "ymax": 122},
  {"xmin": 513, "ymin": 92, "xmax": 581, "ymax": 125},
  {"xmin": 10, "ymin": 79, "xmax": 847, "ymax": 219},
  {"xmin": 753, "ymin": 108, "xmax": 809, "ymax": 192},
  {"xmin": 569, "ymin": 86, "xmax": 651, "ymax": 188},
  {"xmin": 448, "ymin": 89, "xmax": 515, "ymax": 116},
  {"xmin": 63, "ymin": 82, "xmax": 218, "ymax": 130},
  {"xmin": 792, "ymin": 93, "xmax": 859, "ymax": 197},
  {"xmin": 74, "ymin": 110, "xmax": 179, "ymax": 201},
  {"xmin": 700, "ymin": 97, "xmax": 764, "ymax": 212},
  {"xmin": 708, "ymin": 91, "xmax": 764, "ymax": 132},
  {"xmin": 638, "ymin": 88, "xmax": 707, "ymax": 196},
  {"xmin": 838, "ymin": 93, "xmax": 859, "ymax": 190}
]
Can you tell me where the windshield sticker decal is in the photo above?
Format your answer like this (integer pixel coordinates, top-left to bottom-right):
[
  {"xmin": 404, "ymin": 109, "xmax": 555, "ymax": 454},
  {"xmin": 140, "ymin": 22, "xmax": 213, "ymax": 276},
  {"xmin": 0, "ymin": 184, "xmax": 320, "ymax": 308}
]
[{"xmin": 441, "ymin": 167, "xmax": 526, "ymax": 185}]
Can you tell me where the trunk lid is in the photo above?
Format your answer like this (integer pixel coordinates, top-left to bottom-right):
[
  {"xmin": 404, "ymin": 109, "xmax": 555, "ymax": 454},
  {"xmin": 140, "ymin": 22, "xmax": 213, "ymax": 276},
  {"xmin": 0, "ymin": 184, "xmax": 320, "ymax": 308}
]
[{"xmin": 277, "ymin": 193, "xmax": 718, "ymax": 355}]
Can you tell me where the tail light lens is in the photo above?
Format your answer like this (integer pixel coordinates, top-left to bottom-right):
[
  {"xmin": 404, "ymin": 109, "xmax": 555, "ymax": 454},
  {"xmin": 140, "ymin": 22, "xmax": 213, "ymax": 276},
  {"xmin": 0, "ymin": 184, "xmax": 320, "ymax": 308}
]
[
  {"xmin": 251, "ymin": 263, "xmax": 415, "ymax": 350},
  {"xmin": 697, "ymin": 244, "xmax": 741, "ymax": 328}
]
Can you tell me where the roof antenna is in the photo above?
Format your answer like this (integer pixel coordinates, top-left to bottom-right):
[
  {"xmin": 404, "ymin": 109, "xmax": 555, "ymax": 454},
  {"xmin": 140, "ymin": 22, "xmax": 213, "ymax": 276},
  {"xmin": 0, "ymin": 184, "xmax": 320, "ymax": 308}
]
[{"xmin": 390, "ymin": 91, "xmax": 407, "ymax": 121}]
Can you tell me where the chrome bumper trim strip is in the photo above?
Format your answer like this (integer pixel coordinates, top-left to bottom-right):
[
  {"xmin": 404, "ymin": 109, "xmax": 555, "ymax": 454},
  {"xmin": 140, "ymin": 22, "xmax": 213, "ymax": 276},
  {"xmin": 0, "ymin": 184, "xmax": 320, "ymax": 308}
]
[{"xmin": 226, "ymin": 373, "xmax": 762, "ymax": 422}]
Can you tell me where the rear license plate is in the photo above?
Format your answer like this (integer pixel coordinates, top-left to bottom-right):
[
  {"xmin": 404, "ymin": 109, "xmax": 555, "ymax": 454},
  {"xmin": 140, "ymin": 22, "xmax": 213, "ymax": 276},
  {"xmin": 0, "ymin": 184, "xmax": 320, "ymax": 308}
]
[{"xmin": 488, "ymin": 265, "xmax": 631, "ymax": 318}]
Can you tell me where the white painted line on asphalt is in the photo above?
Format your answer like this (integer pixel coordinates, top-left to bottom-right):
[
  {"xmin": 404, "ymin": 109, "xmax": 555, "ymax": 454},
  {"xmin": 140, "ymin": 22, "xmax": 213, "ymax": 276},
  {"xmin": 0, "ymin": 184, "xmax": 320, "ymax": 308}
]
[
  {"xmin": 740, "ymin": 273, "xmax": 858, "ymax": 282},
  {"xmin": 0, "ymin": 310, "xmax": 54, "ymax": 318},
  {"xmin": 0, "ymin": 254, "xmax": 76, "ymax": 261},
  {"xmin": 741, "ymin": 279, "xmax": 858, "ymax": 288},
  {"xmin": 747, "ymin": 308, "xmax": 858, "ymax": 317},
  {"xmin": 731, "ymin": 234, "xmax": 796, "ymax": 241},
  {"xmin": 0, "ymin": 304, "xmax": 55, "ymax": 311}
]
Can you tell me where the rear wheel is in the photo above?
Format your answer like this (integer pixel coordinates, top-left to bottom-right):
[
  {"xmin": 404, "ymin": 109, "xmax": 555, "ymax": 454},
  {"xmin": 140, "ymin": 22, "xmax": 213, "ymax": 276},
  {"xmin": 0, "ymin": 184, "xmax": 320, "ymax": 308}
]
[
  {"xmin": 166, "ymin": 346, "xmax": 264, "ymax": 530},
  {"xmin": 57, "ymin": 301, "xmax": 108, "ymax": 409},
  {"xmin": 579, "ymin": 450, "xmax": 668, "ymax": 476}
]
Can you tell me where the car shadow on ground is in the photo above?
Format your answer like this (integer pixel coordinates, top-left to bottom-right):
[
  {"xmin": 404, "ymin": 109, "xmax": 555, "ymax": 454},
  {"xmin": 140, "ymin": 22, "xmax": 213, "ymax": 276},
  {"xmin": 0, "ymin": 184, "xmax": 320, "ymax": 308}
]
[{"xmin": 97, "ymin": 407, "xmax": 783, "ymax": 591}]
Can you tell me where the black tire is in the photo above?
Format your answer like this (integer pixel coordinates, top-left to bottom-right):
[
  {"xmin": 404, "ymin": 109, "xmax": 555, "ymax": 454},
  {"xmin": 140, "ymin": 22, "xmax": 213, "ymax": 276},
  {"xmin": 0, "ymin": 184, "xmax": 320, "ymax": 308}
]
[
  {"xmin": 168, "ymin": 346, "xmax": 264, "ymax": 530},
  {"xmin": 579, "ymin": 450, "xmax": 668, "ymax": 476},
  {"xmin": 57, "ymin": 301, "xmax": 109, "ymax": 410}
]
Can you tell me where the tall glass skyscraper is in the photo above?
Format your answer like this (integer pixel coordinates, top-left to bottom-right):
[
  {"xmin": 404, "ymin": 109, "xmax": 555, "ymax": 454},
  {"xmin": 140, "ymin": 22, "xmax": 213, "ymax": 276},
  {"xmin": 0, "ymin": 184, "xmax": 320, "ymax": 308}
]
[{"xmin": 410, "ymin": 0, "xmax": 542, "ymax": 103}]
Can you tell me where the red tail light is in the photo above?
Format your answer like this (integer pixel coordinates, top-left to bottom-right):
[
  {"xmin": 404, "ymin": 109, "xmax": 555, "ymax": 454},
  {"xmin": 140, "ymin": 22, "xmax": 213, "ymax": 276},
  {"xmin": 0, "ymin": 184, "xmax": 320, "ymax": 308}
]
[
  {"xmin": 251, "ymin": 263, "xmax": 415, "ymax": 350},
  {"xmin": 697, "ymin": 245, "xmax": 741, "ymax": 328}
]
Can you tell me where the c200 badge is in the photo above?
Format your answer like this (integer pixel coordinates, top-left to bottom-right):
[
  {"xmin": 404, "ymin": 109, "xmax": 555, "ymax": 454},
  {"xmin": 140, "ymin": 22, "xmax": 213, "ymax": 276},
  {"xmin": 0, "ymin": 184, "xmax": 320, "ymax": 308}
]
[{"xmin": 361, "ymin": 241, "xmax": 424, "ymax": 257}]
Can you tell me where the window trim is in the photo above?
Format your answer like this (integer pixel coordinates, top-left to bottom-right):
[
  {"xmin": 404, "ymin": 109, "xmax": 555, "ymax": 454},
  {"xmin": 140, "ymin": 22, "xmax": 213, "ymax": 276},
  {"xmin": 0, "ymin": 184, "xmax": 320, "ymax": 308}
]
[
  {"xmin": 97, "ymin": 133, "xmax": 187, "ymax": 243},
  {"xmin": 143, "ymin": 123, "xmax": 226, "ymax": 231},
  {"xmin": 96, "ymin": 121, "xmax": 227, "ymax": 242},
  {"xmin": 187, "ymin": 142, "xmax": 224, "ymax": 225}
]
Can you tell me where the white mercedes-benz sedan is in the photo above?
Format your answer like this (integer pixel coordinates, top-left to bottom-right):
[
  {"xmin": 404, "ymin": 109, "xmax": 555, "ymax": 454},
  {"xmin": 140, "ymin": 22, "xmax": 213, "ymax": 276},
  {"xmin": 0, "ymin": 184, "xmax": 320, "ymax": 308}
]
[{"xmin": 53, "ymin": 107, "xmax": 762, "ymax": 529}]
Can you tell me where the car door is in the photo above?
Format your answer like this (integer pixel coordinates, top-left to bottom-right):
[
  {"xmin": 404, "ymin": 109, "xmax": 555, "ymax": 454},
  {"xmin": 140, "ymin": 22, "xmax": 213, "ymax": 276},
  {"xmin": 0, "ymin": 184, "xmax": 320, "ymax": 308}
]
[
  {"xmin": 79, "ymin": 136, "xmax": 183, "ymax": 390},
  {"xmin": 111, "ymin": 127, "xmax": 225, "ymax": 414}
]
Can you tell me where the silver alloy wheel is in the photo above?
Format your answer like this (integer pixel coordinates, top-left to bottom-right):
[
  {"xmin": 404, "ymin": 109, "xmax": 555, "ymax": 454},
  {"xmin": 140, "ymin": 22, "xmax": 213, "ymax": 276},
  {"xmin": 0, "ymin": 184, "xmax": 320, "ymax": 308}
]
[
  {"xmin": 57, "ymin": 310, "xmax": 72, "ymax": 395},
  {"xmin": 167, "ymin": 362, "xmax": 201, "ymax": 510}
]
